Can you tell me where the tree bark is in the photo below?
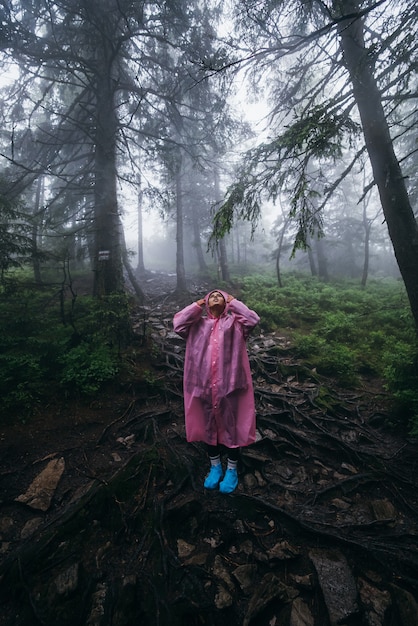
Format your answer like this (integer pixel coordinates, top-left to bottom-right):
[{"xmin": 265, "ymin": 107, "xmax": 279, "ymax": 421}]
[
  {"xmin": 175, "ymin": 164, "xmax": 188, "ymax": 293},
  {"xmin": 136, "ymin": 176, "xmax": 146, "ymax": 276},
  {"xmin": 214, "ymin": 166, "xmax": 231, "ymax": 282},
  {"xmin": 93, "ymin": 70, "xmax": 124, "ymax": 297},
  {"xmin": 337, "ymin": 1, "xmax": 418, "ymax": 330},
  {"xmin": 192, "ymin": 213, "xmax": 208, "ymax": 273},
  {"xmin": 31, "ymin": 176, "xmax": 44, "ymax": 285},
  {"xmin": 315, "ymin": 235, "xmax": 329, "ymax": 281}
]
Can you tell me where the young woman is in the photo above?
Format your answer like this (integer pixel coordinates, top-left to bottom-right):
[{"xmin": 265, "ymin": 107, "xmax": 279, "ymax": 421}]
[{"xmin": 173, "ymin": 290, "xmax": 259, "ymax": 493}]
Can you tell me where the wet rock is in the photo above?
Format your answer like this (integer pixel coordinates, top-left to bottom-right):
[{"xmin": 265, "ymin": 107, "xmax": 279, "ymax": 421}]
[
  {"xmin": 370, "ymin": 499, "xmax": 396, "ymax": 521},
  {"xmin": 243, "ymin": 473, "xmax": 258, "ymax": 489},
  {"xmin": 290, "ymin": 574, "xmax": 314, "ymax": 590},
  {"xmin": 267, "ymin": 540, "xmax": 301, "ymax": 560},
  {"xmin": 0, "ymin": 516, "xmax": 14, "ymax": 536},
  {"xmin": 237, "ymin": 539, "xmax": 254, "ymax": 556},
  {"xmin": 95, "ymin": 541, "xmax": 112, "ymax": 568},
  {"xmin": 116, "ymin": 434, "xmax": 135, "ymax": 449},
  {"xmin": 177, "ymin": 538, "xmax": 195, "ymax": 558},
  {"xmin": 21, "ymin": 517, "xmax": 43, "ymax": 539},
  {"xmin": 358, "ymin": 577, "xmax": 391, "ymax": 626},
  {"xmin": 213, "ymin": 554, "xmax": 234, "ymax": 592},
  {"xmin": 290, "ymin": 596, "xmax": 314, "ymax": 626},
  {"xmin": 87, "ymin": 582, "xmax": 107, "ymax": 626},
  {"xmin": 112, "ymin": 575, "xmax": 138, "ymax": 626},
  {"xmin": 254, "ymin": 469, "xmax": 266, "ymax": 486},
  {"xmin": 330, "ymin": 498, "xmax": 351, "ymax": 511},
  {"xmin": 184, "ymin": 552, "xmax": 208, "ymax": 566},
  {"xmin": 263, "ymin": 338, "xmax": 276, "ymax": 349},
  {"xmin": 232, "ymin": 564, "xmax": 257, "ymax": 592},
  {"xmin": 340, "ymin": 462, "xmax": 357, "ymax": 474},
  {"xmin": 15, "ymin": 457, "xmax": 65, "ymax": 511},
  {"xmin": 390, "ymin": 584, "xmax": 418, "ymax": 626},
  {"xmin": 54, "ymin": 563, "xmax": 79, "ymax": 597},
  {"xmin": 309, "ymin": 548, "xmax": 359, "ymax": 625},
  {"xmin": 244, "ymin": 573, "xmax": 293, "ymax": 626},
  {"xmin": 214, "ymin": 584, "xmax": 233, "ymax": 609}
]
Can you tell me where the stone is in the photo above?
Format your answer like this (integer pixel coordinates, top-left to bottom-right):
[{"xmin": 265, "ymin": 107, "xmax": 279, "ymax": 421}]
[
  {"xmin": 213, "ymin": 554, "xmax": 234, "ymax": 591},
  {"xmin": 330, "ymin": 498, "xmax": 351, "ymax": 511},
  {"xmin": 243, "ymin": 473, "xmax": 258, "ymax": 489},
  {"xmin": 177, "ymin": 539, "xmax": 195, "ymax": 558},
  {"xmin": 268, "ymin": 540, "xmax": 300, "ymax": 560},
  {"xmin": 21, "ymin": 517, "xmax": 43, "ymax": 539},
  {"xmin": 390, "ymin": 584, "xmax": 418, "ymax": 626},
  {"xmin": 370, "ymin": 499, "xmax": 396, "ymax": 521},
  {"xmin": 15, "ymin": 457, "xmax": 65, "ymax": 511},
  {"xmin": 238, "ymin": 539, "xmax": 254, "ymax": 556},
  {"xmin": 214, "ymin": 584, "xmax": 233, "ymax": 609},
  {"xmin": 358, "ymin": 578, "xmax": 390, "ymax": 626},
  {"xmin": 244, "ymin": 573, "xmax": 291, "ymax": 626},
  {"xmin": 309, "ymin": 548, "xmax": 359, "ymax": 626},
  {"xmin": 254, "ymin": 470, "xmax": 266, "ymax": 486},
  {"xmin": 232, "ymin": 564, "xmax": 257, "ymax": 592},
  {"xmin": 184, "ymin": 552, "xmax": 208, "ymax": 566},
  {"xmin": 289, "ymin": 574, "xmax": 314, "ymax": 590},
  {"xmin": 87, "ymin": 582, "xmax": 107, "ymax": 625},
  {"xmin": 290, "ymin": 597, "xmax": 315, "ymax": 626},
  {"xmin": 0, "ymin": 516, "xmax": 14, "ymax": 535},
  {"xmin": 54, "ymin": 563, "xmax": 79, "ymax": 597}
]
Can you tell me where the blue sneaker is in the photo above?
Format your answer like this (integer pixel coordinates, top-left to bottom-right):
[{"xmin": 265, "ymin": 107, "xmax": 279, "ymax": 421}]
[
  {"xmin": 204, "ymin": 464, "xmax": 223, "ymax": 489},
  {"xmin": 219, "ymin": 468, "xmax": 238, "ymax": 494}
]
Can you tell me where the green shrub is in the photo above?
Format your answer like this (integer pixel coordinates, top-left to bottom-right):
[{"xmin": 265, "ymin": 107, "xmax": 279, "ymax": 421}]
[
  {"xmin": 0, "ymin": 280, "xmax": 131, "ymax": 417},
  {"xmin": 59, "ymin": 343, "xmax": 118, "ymax": 395},
  {"xmin": 383, "ymin": 342, "xmax": 418, "ymax": 432},
  {"xmin": 318, "ymin": 311, "xmax": 356, "ymax": 343}
]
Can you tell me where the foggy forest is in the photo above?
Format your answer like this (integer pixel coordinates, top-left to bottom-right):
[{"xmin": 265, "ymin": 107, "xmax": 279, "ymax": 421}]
[{"xmin": 1, "ymin": 1, "xmax": 418, "ymax": 625}]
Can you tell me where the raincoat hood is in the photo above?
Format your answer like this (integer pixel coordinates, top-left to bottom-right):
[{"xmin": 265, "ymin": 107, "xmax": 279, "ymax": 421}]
[{"xmin": 204, "ymin": 289, "xmax": 230, "ymax": 318}]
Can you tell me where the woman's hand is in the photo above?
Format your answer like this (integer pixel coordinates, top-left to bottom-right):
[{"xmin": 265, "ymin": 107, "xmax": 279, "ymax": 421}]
[
  {"xmin": 196, "ymin": 298, "xmax": 205, "ymax": 306},
  {"xmin": 226, "ymin": 295, "xmax": 235, "ymax": 303}
]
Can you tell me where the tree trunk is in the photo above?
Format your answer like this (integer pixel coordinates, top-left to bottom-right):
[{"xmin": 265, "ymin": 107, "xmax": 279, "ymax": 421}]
[
  {"xmin": 120, "ymin": 218, "xmax": 145, "ymax": 304},
  {"xmin": 306, "ymin": 234, "xmax": 318, "ymax": 277},
  {"xmin": 191, "ymin": 204, "xmax": 208, "ymax": 273},
  {"xmin": 337, "ymin": 2, "xmax": 418, "ymax": 330},
  {"xmin": 276, "ymin": 217, "xmax": 291, "ymax": 288},
  {"xmin": 93, "ymin": 71, "xmax": 124, "ymax": 297},
  {"xmin": 175, "ymin": 165, "xmax": 188, "ymax": 293},
  {"xmin": 31, "ymin": 176, "xmax": 44, "ymax": 285},
  {"xmin": 315, "ymin": 235, "xmax": 329, "ymax": 281},
  {"xmin": 214, "ymin": 166, "xmax": 230, "ymax": 282},
  {"xmin": 361, "ymin": 196, "xmax": 372, "ymax": 288},
  {"xmin": 136, "ymin": 176, "xmax": 146, "ymax": 277}
]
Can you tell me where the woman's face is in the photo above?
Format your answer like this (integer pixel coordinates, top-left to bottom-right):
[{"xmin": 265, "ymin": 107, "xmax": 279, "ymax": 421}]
[{"xmin": 208, "ymin": 291, "xmax": 225, "ymax": 313}]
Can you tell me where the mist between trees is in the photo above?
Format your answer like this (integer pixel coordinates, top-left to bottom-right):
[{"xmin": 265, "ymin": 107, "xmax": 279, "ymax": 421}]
[{"xmin": 0, "ymin": 1, "xmax": 417, "ymax": 325}]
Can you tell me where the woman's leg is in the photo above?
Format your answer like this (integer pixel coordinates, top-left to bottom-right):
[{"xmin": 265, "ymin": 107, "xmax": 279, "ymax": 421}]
[
  {"xmin": 219, "ymin": 447, "xmax": 239, "ymax": 494},
  {"xmin": 204, "ymin": 444, "xmax": 223, "ymax": 489}
]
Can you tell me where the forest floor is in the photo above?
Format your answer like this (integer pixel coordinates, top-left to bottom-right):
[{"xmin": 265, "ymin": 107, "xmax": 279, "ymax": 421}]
[{"xmin": 1, "ymin": 272, "xmax": 418, "ymax": 626}]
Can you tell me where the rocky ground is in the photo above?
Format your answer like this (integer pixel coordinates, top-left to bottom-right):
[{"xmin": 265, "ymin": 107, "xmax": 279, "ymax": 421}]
[{"xmin": 1, "ymin": 273, "xmax": 418, "ymax": 625}]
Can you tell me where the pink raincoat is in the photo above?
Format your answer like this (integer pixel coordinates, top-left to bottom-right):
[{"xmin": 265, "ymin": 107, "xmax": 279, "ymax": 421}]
[{"xmin": 173, "ymin": 290, "xmax": 260, "ymax": 448}]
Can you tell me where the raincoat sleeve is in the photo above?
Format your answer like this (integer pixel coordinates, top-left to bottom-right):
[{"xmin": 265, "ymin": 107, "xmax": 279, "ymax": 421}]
[
  {"xmin": 228, "ymin": 298, "xmax": 260, "ymax": 339},
  {"xmin": 173, "ymin": 302, "xmax": 203, "ymax": 339}
]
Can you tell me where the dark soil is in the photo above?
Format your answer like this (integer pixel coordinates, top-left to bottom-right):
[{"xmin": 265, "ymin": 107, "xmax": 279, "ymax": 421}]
[{"xmin": 1, "ymin": 273, "xmax": 418, "ymax": 626}]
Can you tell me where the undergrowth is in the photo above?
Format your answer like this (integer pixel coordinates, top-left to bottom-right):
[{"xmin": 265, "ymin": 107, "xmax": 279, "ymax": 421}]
[
  {"xmin": 240, "ymin": 272, "xmax": 418, "ymax": 432},
  {"xmin": 1, "ymin": 269, "xmax": 418, "ymax": 433},
  {"xmin": 0, "ymin": 279, "xmax": 136, "ymax": 419}
]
